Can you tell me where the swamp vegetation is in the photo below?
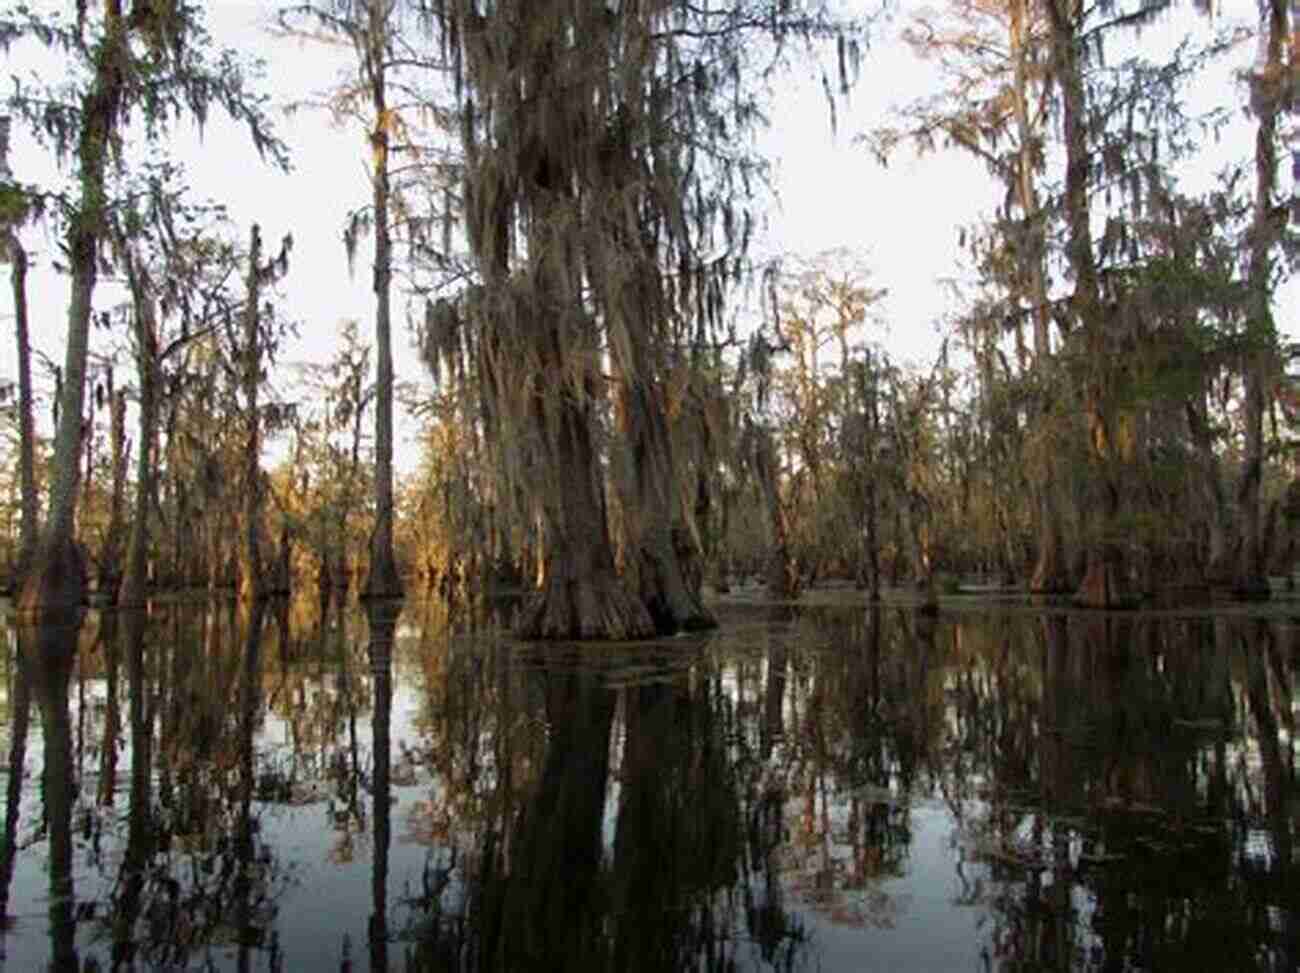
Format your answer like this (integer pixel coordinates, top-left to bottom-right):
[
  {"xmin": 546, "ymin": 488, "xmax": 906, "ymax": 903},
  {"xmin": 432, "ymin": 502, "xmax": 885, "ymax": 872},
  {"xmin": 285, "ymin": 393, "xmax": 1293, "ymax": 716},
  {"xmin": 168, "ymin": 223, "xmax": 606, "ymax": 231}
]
[
  {"xmin": 4, "ymin": 2, "xmax": 1300, "ymax": 970},
  {"xmin": 0, "ymin": 1, "xmax": 1299, "ymax": 630}
]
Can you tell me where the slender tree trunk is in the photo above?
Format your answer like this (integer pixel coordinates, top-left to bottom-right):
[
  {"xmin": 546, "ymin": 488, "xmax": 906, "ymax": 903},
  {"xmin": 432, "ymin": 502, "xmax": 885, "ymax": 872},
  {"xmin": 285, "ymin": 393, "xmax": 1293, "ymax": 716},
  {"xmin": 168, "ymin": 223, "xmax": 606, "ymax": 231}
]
[
  {"xmin": 0, "ymin": 117, "xmax": 35, "ymax": 586},
  {"xmin": 366, "ymin": 600, "xmax": 398, "ymax": 973},
  {"xmin": 1186, "ymin": 394, "xmax": 1231, "ymax": 586},
  {"xmin": 1014, "ymin": 0, "xmax": 1069, "ymax": 595},
  {"xmin": 112, "ymin": 608, "xmax": 153, "ymax": 970},
  {"xmin": 99, "ymin": 370, "xmax": 129, "ymax": 601},
  {"xmin": 239, "ymin": 224, "xmax": 265, "ymax": 603},
  {"xmin": 1237, "ymin": 0, "xmax": 1288, "ymax": 600},
  {"xmin": 120, "ymin": 258, "xmax": 158, "ymax": 608},
  {"xmin": 9, "ymin": 235, "xmax": 38, "ymax": 588},
  {"xmin": 751, "ymin": 423, "xmax": 800, "ymax": 600},
  {"xmin": 233, "ymin": 601, "xmax": 263, "ymax": 973},
  {"xmin": 363, "ymin": 0, "xmax": 402, "ymax": 600},
  {"xmin": 0, "ymin": 640, "xmax": 31, "ymax": 919},
  {"xmin": 1046, "ymin": 0, "xmax": 1125, "ymax": 608},
  {"xmin": 857, "ymin": 357, "xmax": 881, "ymax": 600},
  {"xmin": 904, "ymin": 488, "xmax": 937, "ymax": 611}
]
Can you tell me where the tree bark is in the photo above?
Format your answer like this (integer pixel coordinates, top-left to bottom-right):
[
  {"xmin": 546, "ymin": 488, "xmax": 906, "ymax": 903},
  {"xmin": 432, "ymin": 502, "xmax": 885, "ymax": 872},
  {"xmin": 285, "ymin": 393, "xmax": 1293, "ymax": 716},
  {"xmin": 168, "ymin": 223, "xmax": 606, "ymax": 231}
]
[
  {"xmin": 1013, "ymin": 0, "xmax": 1069, "ymax": 595},
  {"xmin": 18, "ymin": 2, "xmax": 129, "ymax": 616},
  {"xmin": 120, "ymin": 252, "xmax": 159, "ymax": 608},
  {"xmin": 615, "ymin": 363, "xmax": 715, "ymax": 634},
  {"xmin": 238, "ymin": 224, "xmax": 265, "ymax": 603},
  {"xmin": 1046, "ymin": 0, "xmax": 1125, "ymax": 608},
  {"xmin": 362, "ymin": 0, "xmax": 402, "ymax": 600},
  {"xmin": 751, "ymin": 422, "xmax": 800, "ymax": 600},
  {"xmin": 9, "ymin": 235, "xmax": 38, "ymax": 588},
  {"xmin": 1186, "ymin": 393, "xmax": 1231, "ymax": 586},
  {"xmin": 0, "ymin": 117, "xmax": 36, "ymax": 586},
  {"xmin": 99, "ymin": 371, "xmax": 129, "ymax": 600},
  {"xmin": 517, "ymin": 364, "xmax": 656, "ymax": 640},
  {"xmin": 1236, "ymin": 0, "xmax": 1288, "ymax": 601},
  {"xmin": 851, "ymin": 357, "xmax": 882, "ymax": 599},
  {"xmin": 903, "ymin": 486, "xmax": 938, "ymax": 611}
]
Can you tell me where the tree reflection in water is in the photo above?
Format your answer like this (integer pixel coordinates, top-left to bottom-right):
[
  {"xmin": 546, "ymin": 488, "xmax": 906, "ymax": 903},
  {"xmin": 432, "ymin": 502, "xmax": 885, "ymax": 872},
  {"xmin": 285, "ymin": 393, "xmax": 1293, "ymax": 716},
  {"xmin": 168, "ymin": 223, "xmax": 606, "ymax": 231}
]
[
  {"xmin": 367, "ymin": 598, "xmax": 402, "ymax": 973},
  {"xmin": 16, "ymin": 609, "xmax": 85, "ymax": 973},
  {"xmin": 0, "ymin": 609, "xmax": 33, "ymax": 928},
  {"xmin": 403, "ymin": 638, "xmax": 811, "ymax": 972},
  {"xmin": 0, "ymin": 600, "xmax": 1298, "ymax": 970}
]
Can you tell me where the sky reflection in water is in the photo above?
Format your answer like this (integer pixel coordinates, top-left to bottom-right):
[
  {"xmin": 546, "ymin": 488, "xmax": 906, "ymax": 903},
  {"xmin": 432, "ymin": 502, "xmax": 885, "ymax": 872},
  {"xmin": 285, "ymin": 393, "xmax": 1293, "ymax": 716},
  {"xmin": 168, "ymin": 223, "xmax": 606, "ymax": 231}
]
[{"xmin": 0, "ymin": 597, "xmax": 1297, "ymax": 971}]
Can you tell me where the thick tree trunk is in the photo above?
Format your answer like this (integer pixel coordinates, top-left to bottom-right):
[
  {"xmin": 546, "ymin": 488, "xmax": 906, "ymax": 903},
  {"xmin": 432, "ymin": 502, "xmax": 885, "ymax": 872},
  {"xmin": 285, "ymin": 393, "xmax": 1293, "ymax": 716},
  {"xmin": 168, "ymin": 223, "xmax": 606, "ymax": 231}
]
[
  {"xmin": 590, "ymin": 49, "xmax": 713, "ymax": 633},
  {"xmin": 1237, "ymin": 0, "xmax": 1288, "ymax": 601},
  {"xmin": 20, "ymin": 2, "xmax": 128, "ymax": 616},
  {"xmin": 488, "ymin": 29, "xmax": 653, "ymax": 640},
  {"xmin": 518, "ymin": 380, "xmax": 655, "ymax": 640},
  {"xmin": 265, "ymin": 525, "xmax": 292, "ymax": 596},
  {"xmin": 18, "ymin": 243, "xmax": 92, "ymax": 614},
  {"xmin": 491, "ymin": 668, "xmax": 617, "ymax": 968},
  {"xmin": 18, "ymin": 229, "xmax": 92, "ymax": 614},
  {"xmin": 1029, "ymin": 490, "xmax": 1069, "ymax": 593},
  {"xmin": 617, "ymin": 371, "xmax": 715, "ymax": 634},
  {"xmin": 1186, "ymin": 395, "xmax": 1232, "ymax": 586},
  {"xmin": 1012, "ymin": 0, "xmax": 1070, "ymax": 595},
  {"xmin": 1047, "ymin": 0, "xmax": 1125, "ymax": 608},
  {"xmin": 362, "ymin": 2, "xmax": 402, "ymax": 600},
  {"xmin": 1074, "ymin": 483, "xmax": 1126, "ymax": 608},
  {"xmin": 751, "ymin": 424, "xmax": 800, "ymax": 600},
  {"xmin": 904, "ymin": 489, "xmax": 938, "ymax": 612}
]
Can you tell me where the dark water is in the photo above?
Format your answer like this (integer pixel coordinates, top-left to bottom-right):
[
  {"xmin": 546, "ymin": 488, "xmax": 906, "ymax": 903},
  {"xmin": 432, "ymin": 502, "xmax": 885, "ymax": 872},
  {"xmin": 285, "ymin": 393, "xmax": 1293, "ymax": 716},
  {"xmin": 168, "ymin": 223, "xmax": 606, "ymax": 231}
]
[{"xmin": 0, "ymin": 596, "xmax": 1297, "ymax": 972}]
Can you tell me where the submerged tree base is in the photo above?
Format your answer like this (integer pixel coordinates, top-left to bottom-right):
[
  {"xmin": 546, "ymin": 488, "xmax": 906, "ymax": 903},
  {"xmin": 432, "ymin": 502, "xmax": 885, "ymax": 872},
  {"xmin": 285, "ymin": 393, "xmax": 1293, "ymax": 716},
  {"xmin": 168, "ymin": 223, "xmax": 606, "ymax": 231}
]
[
  {"xmin": 638, "ymin": 553, "xmax": 717, "ymax": 636},
  {"xmin": 362, "ymin": 526, "xmax": 404, "ymax": 601},
  {"xmin": 517, "ymin": 572, "xmax": 657, "ymax": 641},
  {"xmin": 642, "ymin": 594, "xmax": 717, "ymax": 636},
  {"xmin": 1232, "ymin": 576, "xmax": 1272, "ymax": 602},
  {"xmin": 16, "ymin": 540, "xmax": 87, "ymax": 621},
  {"xmin": 361, "ymin": 560, "xmax": 404, "ymax": 601},
  {"xmin": 1029, "ymin": 552, "xmax": 1073, "ymax": 595},
  {"xmin": 1073, "ymin": 551, "xmax": 1129, "ymax": 609}
]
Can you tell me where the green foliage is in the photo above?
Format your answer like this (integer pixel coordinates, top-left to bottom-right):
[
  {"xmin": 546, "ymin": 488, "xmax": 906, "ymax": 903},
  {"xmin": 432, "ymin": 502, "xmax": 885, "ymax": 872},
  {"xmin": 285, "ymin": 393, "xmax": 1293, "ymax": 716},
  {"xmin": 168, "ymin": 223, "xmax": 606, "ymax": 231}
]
[{"xmin": 0, "ymin": 179, "xmax": 31, "ymax": 225}]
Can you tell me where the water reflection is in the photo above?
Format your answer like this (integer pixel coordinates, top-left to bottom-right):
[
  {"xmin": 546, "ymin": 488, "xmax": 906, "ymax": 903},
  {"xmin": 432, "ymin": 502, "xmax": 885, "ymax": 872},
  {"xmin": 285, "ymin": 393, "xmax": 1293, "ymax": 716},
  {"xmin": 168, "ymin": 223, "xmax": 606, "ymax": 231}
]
[
  {"xmin": 0, "ymin": 600, "xmax": 1296, "ymax": 970},
  {"xmin": 367, "ymin": 599, "xmax": 401, "ymax": 973},
  {"xmin": 19, "ymin": 611, "xmax": 84, "ymax": 972}
]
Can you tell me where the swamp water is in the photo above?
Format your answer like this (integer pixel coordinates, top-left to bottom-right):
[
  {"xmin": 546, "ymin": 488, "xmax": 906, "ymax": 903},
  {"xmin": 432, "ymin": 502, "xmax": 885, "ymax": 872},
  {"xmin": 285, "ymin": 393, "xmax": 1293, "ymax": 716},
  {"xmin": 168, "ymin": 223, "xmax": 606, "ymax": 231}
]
[{"xmin": 0, "ymin": 596, "xmax": 1296, "ymax": 971}]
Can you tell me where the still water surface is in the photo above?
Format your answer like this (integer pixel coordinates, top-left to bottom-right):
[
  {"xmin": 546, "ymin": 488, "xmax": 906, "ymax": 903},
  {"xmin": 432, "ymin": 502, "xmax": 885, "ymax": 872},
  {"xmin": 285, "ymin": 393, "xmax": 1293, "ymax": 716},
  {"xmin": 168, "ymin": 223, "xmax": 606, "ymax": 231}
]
[{"xmin": 0, "ymin": 596, "xmax": 1297, "ymax": 971}]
